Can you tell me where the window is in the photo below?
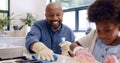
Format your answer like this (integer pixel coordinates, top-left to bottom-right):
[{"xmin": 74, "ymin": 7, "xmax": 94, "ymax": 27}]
[
  {"xmin": 0, "ymin": 0, "xmax": 8, "ymax": 10},
  {"xmin": 79, "ymin": 10, "xmax": 89, "ymax": 30},
  {"xmin": 51, "ymin": 0, "xmax": 96, "ymax": 33},
  {"xmin": 52, "ymin": 0, "xmax": 95, "ymax": 9},
  {"xmin": 0, "ymin": 0, "xmax": 10, "ymax": 30},
  {"xmin": 63, "ymin": 11, "xmax": 75, "ymax": 30},
  {"xmin": 79, "ymin": 10, "xmax": 96, "ymax": 31},
  {"xmin": 0, "ymin": 0, "xmax": 9, "ymax": 15}
]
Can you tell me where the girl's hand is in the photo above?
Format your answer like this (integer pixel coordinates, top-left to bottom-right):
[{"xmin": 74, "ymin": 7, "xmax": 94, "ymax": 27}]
[{"xmin": 104, "ymin": 55, "xmax": 119, "ymax": 63}]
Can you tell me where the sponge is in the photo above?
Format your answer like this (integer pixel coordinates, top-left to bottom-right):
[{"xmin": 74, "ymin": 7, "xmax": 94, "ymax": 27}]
[{"xmin": 32, "ymin": 54, "xmax": 58, "ymax": 63}]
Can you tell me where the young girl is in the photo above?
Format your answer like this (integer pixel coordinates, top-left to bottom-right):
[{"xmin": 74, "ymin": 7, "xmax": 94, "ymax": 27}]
[{"xmin": 70, "ymin": 0, "xmax": 120, "ymax": 62}]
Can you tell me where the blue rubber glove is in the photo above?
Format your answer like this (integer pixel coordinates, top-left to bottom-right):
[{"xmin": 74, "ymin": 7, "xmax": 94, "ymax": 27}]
[{"xmin": 32, "ymin": 55, "xmax": 58, "ymax": 63}]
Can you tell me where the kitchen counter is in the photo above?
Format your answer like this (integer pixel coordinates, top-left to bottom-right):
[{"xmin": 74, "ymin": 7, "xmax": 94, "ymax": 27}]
[
  {"xmin": 0, "ymin": 37, "xmax": 79, "ymax": 63},
  {"xmin": 0, "ymin": 37, "xmax": 25, "ymax": 47}
]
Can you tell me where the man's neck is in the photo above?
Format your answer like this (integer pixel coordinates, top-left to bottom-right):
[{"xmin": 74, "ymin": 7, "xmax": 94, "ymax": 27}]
[{"xmin": 52, "ymin": 25, "xmax": 61, "ymax": 32}]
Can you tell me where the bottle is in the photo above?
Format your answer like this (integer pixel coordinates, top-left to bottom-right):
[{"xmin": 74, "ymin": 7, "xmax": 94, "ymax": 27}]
[{"xmin": 59, "ymin": 37, "xmax": 69, "ymax": 56}]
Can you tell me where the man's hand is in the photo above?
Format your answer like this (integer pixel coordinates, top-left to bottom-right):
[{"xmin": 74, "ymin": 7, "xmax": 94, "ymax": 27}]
[{"xmin": 32, "ymin": 42, "xmax": 54, "ymax": 61}]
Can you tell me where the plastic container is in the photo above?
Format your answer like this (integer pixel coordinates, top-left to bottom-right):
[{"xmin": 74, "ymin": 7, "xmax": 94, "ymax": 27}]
[{"xmin": 59, "ymin": 37, "xmax": 69, "ymax": 56}]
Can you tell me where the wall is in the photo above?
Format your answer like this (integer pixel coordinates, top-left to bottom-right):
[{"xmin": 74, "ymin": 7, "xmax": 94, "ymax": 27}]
[
  {"xmin": 10, "ymin": 0, "xmax": 48, "ymax": 19},
  {"xmin": 6, "ymin": 0, "xmax": 49, "ymax": 37}
]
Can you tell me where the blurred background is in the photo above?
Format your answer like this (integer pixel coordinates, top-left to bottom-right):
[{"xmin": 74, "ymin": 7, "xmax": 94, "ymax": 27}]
[{"xmin": 0, "ymin": 0, "xmax": 96, "ymax": 40}]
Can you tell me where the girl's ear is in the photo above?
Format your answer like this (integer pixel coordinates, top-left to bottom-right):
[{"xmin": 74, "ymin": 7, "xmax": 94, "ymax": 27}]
[{"xmin": 119, "ymin": 24, "xmax": 120, "ymax": 31}]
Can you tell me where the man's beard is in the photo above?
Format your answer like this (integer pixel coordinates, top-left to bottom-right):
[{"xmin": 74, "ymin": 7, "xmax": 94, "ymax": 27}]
[{"xmin": 49, "ymin": 20, "xmax": 61, "ymax": 29}]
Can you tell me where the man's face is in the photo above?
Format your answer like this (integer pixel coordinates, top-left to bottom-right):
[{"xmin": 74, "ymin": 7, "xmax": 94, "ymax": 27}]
[
  {"xmin": 45, "ymin": 6, "xmax": 63, "ymax": 29},
  {"xmin": 96, "ymin": 22, "xmax": 120, "ymax": 45}
]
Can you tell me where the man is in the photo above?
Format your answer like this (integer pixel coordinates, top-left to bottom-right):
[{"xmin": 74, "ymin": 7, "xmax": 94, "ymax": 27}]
[{"xmin": 26, "ymin": 2, "xmax": 75, "ymax": 61}]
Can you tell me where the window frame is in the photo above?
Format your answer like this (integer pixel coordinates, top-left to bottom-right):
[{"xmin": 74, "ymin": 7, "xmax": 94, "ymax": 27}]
[{"xmin": 63, "ymin": 6, "xmax": 88, "ymax": 32}]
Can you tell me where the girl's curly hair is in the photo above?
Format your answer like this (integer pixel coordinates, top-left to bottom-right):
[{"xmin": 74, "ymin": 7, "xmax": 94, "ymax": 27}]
[{"xmin": 88, "ymin": 0, "xmax": 120, "ymax": 23}]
